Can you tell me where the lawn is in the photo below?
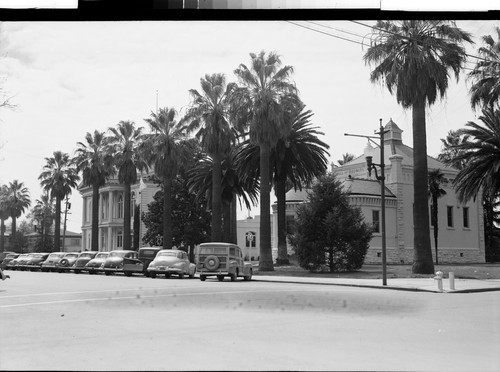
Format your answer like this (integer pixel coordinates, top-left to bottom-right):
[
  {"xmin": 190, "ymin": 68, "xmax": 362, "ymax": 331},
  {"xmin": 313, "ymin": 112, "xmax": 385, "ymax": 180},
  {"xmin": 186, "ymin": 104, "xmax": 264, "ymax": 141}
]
[{"xmin": 254, "ymin": 262, "xmax": 500, "ymax": 280}]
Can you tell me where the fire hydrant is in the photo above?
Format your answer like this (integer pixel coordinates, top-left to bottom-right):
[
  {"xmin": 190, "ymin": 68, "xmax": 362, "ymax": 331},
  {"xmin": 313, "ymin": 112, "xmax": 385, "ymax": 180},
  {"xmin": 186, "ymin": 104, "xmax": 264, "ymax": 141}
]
[{"xmin": 434, "ymin": 271, "xmax": 444, "ymax": 292}]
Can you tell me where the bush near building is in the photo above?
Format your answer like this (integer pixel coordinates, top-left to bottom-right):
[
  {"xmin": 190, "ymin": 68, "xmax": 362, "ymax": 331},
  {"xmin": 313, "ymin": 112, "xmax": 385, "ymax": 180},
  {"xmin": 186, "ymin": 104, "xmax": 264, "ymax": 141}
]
[{"xmin": 289, "ymin": 173, "xmax": 373, "ymax": 272}]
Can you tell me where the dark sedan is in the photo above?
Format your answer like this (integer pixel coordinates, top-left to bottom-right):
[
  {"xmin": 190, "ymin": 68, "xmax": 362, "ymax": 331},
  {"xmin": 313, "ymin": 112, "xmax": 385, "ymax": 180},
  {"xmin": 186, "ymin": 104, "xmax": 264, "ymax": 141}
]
[
  {"xmin": 71, "ymin": 251, "xmax": 98, "ymax": 274},
  {"xmin": 102, "ymin": 250, "xmax": 138, "ymax": 276},
  {"xmin": 23, "ymin": 253, "xmax": 50, "ymax": 271}
]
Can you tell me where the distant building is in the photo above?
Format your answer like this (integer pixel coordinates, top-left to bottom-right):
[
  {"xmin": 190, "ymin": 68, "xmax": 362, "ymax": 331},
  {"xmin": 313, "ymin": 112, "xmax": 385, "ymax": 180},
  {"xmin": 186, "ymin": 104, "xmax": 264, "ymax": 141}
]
[
  {"xmin": 236, "ymin": 215, "xmax": 261, "ymax": 262},
  {"xmin": 26, "ymin": 229, "xmax": 82, "ymax": 252},
  {"xmin": 79, "ymin": 175, "xmax": 160, "ymax": 251}
]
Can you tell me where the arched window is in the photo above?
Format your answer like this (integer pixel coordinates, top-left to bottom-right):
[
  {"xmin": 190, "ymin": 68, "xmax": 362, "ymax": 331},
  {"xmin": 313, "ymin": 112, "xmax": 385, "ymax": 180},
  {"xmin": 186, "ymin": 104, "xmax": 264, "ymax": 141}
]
[
  {"xmin": 117, "ymin": 194, "xmax": 123, "ymax": 219},
  {"xmin": 117, "ymin": 230, "xmax": 123, "ymax": 248},
  {"xmin": 131, "ymin": 192, "xmax": 136, "ymax": 217}
]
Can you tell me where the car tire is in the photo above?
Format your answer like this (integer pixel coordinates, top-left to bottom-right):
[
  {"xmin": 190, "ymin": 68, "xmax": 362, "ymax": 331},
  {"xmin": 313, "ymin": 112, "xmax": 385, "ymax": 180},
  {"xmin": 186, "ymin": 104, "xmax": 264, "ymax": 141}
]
[
  {"xmin": 124, "ymin": 271, "xmax": 132, "ymax": 277},
  {"xmin": 204, "ymin": 255, "xmax": 220, "ymax": 271},
  {"xmin": 105, "ymin": 272, "xmax": 111, "ymax": 276},
  {"xmin": 165, "ymin": 273, "xmax": 171, "ymax": 279},
  {"xmin": 74, "ymin": 269, "xmax": 81, "ymax": 274},
  {"xmin": 200, "ymin": 275, "xmax": 206, "ymax": 281},
  {"xmin": 230, "ymin": 270, "xmax": 237, "ymax": 282},
  {"xmin": 178, "ymin": 273, "xmax": 184, "ymax": 279},
  {"xmin": 150, "ymin": 272, "xmax": 157, "ymax": 279},
  {"xmin": 244, "ymin": 269, "xmax": 253, "ymax": 281},
  {"xmin": 217, "ymin": 275, "xmax": 224, "ymax": 282},
  {"xmin": 189, "ymin": 269, "xmax": 196, "ymax": 279}
]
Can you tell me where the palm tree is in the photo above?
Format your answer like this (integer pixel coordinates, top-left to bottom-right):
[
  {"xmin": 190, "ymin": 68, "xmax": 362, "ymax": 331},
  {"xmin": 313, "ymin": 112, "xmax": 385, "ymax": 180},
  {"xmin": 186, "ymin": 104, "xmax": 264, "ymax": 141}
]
[
  {"xmin": 143, "ymin": 108, "xmax": 187, "ymax": 250},
  {"xmin": 32, "ymin": 191, "xmax": 55, "ymax": 251},
  {"xmin": 364, "ymin": 20, "xmax": 472, "ymax": 274},
  {"xmin": 107, "ymin": 121, "xmax": 148, "ymax": 251},
  {"xmin": 39, "ymin": 151, "xmax": 79, "ymax": 252},
  {"xmin": 182, "ymin": 73, "xmax": 236, "ymax": 242},
  {"xmin": 445, "ymin": 106, "xmax": 500, "ymax": 262},
  {"xmin": 232, "ymin": 50, "xmax": 299, "ymax": 271},
  {"xmin": 0, "ymin": 185, "xmax": 10, "ymax": 253},
  {"xmin": 437, "ymin": 130, "xmax": 470, "ymax": 170},
  {"xmin": 469, "ymin": 26, "xmax": 500, "ymax": 110},
  {"xmin": 5, "ymin": 180, "xmax": 31, "ymax": 244},
  {"xmin": 338, "ymin": 153, "xmax": 355, "ymax": 166},
  {"xmin": 236, "ymin": 108, "xmax": 330, "ymax": 265},
  {"xmin": 74, "ymin": 130, "xmax": 115, "ymax": 251},
  {"xmin": 428, "ymin": 169, "xmax": 447, "ymax": 265}
]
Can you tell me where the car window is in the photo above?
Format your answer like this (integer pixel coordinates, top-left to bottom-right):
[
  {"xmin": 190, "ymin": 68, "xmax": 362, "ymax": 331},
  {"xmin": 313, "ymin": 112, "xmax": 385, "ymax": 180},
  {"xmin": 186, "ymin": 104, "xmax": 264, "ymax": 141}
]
[
  {"xmin": 158, "ymin": 251, "xmax": 177, "ymax": 257},
  {"xmin": 109, "ymin": 251, "xmax": 128, "ymax": 257},
  {"xmin": 177, "ymin": 252, "xmax": 183, "ymax": 259},
  {"xmin": 65, "ymin": 254, "xmax": 79, "ymax": 258},
  {"xmin": 199, "ymin": 247, "xmax": 227, "ymax": 255},
  {"xmin": 229, "ymin": 247, "xmax": 236, "ymax": 257},
  {"xmin": 96, "ymin": 253, "xmax": 108, "ymax": 259},
  {"xmin": 79, "ymin": 253, "xmax": 94, "ymax": 259},
  {"xmin": 140, "ymin": 249, "xmax": 158, "ymax": 258}
]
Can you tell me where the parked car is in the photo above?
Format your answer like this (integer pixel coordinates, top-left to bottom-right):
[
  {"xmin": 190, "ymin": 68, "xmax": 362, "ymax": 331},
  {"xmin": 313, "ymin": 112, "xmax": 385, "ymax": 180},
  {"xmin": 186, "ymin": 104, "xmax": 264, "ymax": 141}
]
[
  {"xmin": 102, "ymin": 250, "xmax": 138, "ymax": 276},
  {"xmin": 9, "ymin": 253, "xmax": 32, "ymax": 271},
  {"xmin": 1, "ymin": 253, "xmax": 19, "ymax": 270},
  {"xmin": 41, "ymin": 252, "xmax": 67, "ymax": 272},
  {"xmin": 196, "ymin": 242, "xmax": 252, "ymax": 282},
  {"xmin": 71, "ymin": 251, "xmax": 98, "ymax": 274},
  {"xmin": 0, "ymin": 251, "xmax": 15, "ymax": 266},
  {"xmin": 54, "ymin": 252, "xmax": 80, "ymax": 273},
  {"xmin": 84, "ymin": 252, "xmax": 109, "ymax": 274},
  {"xmin": 23, "ymin": 253, "xmax": 50, "ymax": 271},
  {"xmin": 122, "ymin": 247, "xmax": 161, "ymax": 277},
  {"xmin": 147, "ymin": 249, "xmax": 196, "ymax": 279}
]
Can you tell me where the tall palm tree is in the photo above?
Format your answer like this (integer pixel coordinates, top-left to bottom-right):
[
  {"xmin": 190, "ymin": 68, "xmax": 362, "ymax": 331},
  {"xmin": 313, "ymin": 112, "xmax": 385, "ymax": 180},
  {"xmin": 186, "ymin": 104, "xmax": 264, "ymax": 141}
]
[
  {"xmin": 364, "ymin": 20, "xmax": 472, "ymax": 274},
  {"xmin": 437, "ymin": 130, "xmax": 470, "ymax": 170},
  {"xmin": 232, "ymin": 50, "xmax": 299, "ymax": 271},
  {"xmin": 39, "ymin": 151, "xmax": 79, "ymax": 252},
  {"xmin": 236, "ymin": 108, "xmax": 330, "ymax": 265},
  {"xmin": 469, "ymin": 26, "xmax": 500, "ymax": 110},
  {"xmin": 0, "ymin": 185, "xmax": 10, "ymax": 253},
  {"xmin": 182, "ymin": 73, "xmax": 236, "ymax": 242},
  {"xmin": 143, "ymin": 108, "xmax": 187, "ymax": 250},
  {"xmin": 6, "ymin": 180, "xmax": 31, "ymax": 243},
  {"xmin": 32, "ymin": 191, "xmax": 55, "ymax": 251},
  {"xmin": 428, "ymin": 169, "xmax": 447, "ymax": 265},
  {"xmin": 74, "ymin": 130, "xmax": 115, "ymax": 251}
]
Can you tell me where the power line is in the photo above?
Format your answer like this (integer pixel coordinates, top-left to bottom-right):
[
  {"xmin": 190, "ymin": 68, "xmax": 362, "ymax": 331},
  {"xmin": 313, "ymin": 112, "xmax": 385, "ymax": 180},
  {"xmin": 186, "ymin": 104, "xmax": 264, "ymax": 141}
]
[{"xmin": 286, "ymin": 21, "xmax": 369, "ymax": 48}]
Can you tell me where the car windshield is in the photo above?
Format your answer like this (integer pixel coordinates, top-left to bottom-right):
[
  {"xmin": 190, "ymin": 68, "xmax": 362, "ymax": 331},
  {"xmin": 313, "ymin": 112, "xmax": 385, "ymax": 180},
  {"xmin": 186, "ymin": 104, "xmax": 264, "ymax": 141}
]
[
  {"xmin": 79, "ymin": 253, "xmax": 94, "ymax": 259},
  {"xmin": 140, "ymin": 249, "xmax": 159, "ymax": 258},
  {"xmin": 157, "ymin": 251, "xmax": 178, "ymax": 258},
  {"xmin": 6, "ymin": 254, "xmax": 17, "ymax": 258},
  {"xmin": 95, "ymin": 253, "xmax": 108, "ymax": 259},
  {"xmin": 48, "ymin": 253, "xmax": 64, "ymax": 259},
  {"xmin": 18, "ymin": 254, "xmax": 30, "ymax": 258},
  {"xmin": 32, "ymin": 254, "xmax": 46, "ymax": 258},
  {"xmin": 109, "ymin": 251, "xmax": 128, "ymax": 258}
]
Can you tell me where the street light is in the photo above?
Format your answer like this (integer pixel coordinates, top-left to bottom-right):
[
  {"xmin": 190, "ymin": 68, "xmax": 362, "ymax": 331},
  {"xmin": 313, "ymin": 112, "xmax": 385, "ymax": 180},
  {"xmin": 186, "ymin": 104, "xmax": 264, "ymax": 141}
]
[{"xmin": 345, "ymin": 119, "xmax": 388, "ymax": 286}]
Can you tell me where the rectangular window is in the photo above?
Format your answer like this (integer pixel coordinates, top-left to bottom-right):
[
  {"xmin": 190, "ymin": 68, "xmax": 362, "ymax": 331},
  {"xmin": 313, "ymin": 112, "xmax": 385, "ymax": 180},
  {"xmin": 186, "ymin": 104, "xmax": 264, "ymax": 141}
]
[
  {"xmin": 447, "ymin": 206, "xmax": 454, "ymax": 228},
  {"xmin": 463, "ymin": 207, "xmax": 470, "ymax": 228},
  {"xmin": 372, "ymin": 210, "xmax": 380, "ymax": 233}
]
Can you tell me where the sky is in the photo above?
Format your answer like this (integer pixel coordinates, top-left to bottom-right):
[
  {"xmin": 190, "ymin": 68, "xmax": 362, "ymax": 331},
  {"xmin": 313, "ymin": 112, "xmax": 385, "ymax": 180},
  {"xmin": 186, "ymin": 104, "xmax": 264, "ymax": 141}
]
[{"xmin": 0, "ymin": 19, "xmax": 498, "ymax": 233}]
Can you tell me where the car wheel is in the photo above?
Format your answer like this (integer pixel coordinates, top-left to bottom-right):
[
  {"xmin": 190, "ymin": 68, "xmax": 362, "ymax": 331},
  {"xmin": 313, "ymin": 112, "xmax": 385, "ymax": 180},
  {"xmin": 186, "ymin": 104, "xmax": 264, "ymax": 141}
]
[
  {"xmin": 150, "ymin": 272, "xmax": 157, "ymax": 279},
  {"xmin": 217, "ymin": 275, "xmax": 224, "ymax": 282},
  {"xmin": 165, "ymin": 273, "xmax": 171, "ymax": 279},
  {"xmin": 189, "ymin": 269, "xmax": 196, "ymax": 279},
  {"xmin": 230, "ymin": 270, "xmax": 237, "ymax": 282},
  {"xmin": 178, "ymin": 273, "xmax": 184, "ymax": 279},
  {"xmin": 74, "ymin": 269, "xmax": 80, "ymax": 274},
  {"xmin": 200, "ymin": 275, "xmax": 206, "ymax": 281},
  {"xmin": 124, "ymin": 271, "xmax": 132, "ymax": 277},
  {"xmin": 244, "ymin": 269, "xmax": 253, "ymax": 281},
  {"xmin": 105, "ymin": 272, "xmax": 111, "ymax": 276}
]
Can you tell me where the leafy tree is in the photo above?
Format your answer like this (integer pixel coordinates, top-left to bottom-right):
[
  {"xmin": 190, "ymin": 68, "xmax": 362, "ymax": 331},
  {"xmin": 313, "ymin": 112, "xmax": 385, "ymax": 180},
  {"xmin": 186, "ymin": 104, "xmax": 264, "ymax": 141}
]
[
  {"xmin": 364, "ymin": 20, "xmax": 472, "ymax": 274},
  {"xmin": 142, "ymin": 174, "xmax": 212, "ymax": 251},
  {"xmin": 289, "ymin": 173, "xmax": 372, "ymax": 272},
  {"xmin": 437, "ymin": 130, "xmax": 470, "ymax": 170},
  {"xmin": 428, "ymin": 169, "xmax": 447, "ymax": 265},
  {"xmin": 143, "ymin": 108, "xmax": 188, "ymax": 250},
  {"xmin": 39, "ymin": 151, "xmax": 79, "ymax": 252},
  {"xmin": 6, "ymin": 180, "xmax": 31, "ymax": 243},
  {"xmin": 232, "ymin": 50, "xmax": 299, "ymax": 271},
  {"xmin": 107, "ymin": 121, "xmax": 148, "ymax": 251},
  {"xmin": 183, "ymin": 73, "xmax": 236, "ymax": 242},
  {"xmin": 74, "ymin": 130, "xmax": 115, "ymax": 251},
  {"xmin": 337, "ymin": 153, "xmax": 355, "ymax": 166},
  {"xmin": 469, "ymin": 26, "xmax": 500, "ymax": 110}
]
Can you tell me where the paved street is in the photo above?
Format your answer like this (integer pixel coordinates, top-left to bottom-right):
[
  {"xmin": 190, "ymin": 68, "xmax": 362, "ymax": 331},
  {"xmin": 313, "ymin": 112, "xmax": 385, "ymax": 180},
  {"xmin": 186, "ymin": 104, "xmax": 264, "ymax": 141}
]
[{"xmin": 1, "ymin": 271, "xmax": 499, "ymax": 371}]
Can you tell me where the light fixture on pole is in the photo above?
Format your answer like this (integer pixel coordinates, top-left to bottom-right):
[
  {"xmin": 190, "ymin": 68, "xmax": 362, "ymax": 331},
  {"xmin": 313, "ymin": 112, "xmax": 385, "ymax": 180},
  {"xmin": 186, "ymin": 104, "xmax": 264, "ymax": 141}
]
[{"xmin": 344, "ymin": 118, "xmax": 388, "ymax": 286}]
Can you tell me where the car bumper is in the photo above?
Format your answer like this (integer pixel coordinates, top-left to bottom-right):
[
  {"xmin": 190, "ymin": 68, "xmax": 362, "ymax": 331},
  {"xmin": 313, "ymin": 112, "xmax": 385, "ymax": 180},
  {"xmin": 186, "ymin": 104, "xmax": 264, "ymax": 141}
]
[{"xmin": 147, "ymin": 267, "xmax": 183, "ymax": 274}]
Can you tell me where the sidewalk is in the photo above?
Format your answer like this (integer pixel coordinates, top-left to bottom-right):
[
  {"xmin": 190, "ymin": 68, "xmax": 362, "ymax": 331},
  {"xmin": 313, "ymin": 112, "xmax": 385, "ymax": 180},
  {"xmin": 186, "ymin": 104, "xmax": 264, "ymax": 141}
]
[{"xmin": 254, "ymin": 274, "xmax": 500, "ymax": 293}]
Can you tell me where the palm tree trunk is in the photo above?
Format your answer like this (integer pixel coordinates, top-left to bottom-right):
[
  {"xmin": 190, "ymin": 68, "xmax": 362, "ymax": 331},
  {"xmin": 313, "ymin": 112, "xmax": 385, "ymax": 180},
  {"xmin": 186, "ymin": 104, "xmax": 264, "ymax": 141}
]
[
  {"xmin": 222, "ymin": 201, "xmax": 231, "ymax": 243},
  {"xmin": 54, "ymin": 197, "xmax": 61, "ymax": 252},
  {"xmin": 259, "ymin": 144, "xmax": 274, "ymax": 271},
  {"xmin": 211, "ymin": 153, "xmax": 223, "ymax": 242},
  {"xmin": 163, "ymin": 175, "xmax": 173, "ymax": 250},
  {"xmin": 432, "ymin": 198, "xmax": 439, "ymax": 265},
  {"xmin": 412, "ymin": 99, "xmax": 434, "ymax": 274},
  {"xmin": 0, "ymin": 219, "xmax": 5, "ymax": 253},
  {"xmin": 230, "ymin": 196, "xmax": 237, "ymax": 244},
  {"xmin": 123, "ymin": 183, "xmax": 132, "ymax": 250},
  {"xmin": 276, "ymin": 177, "xmax": 289, "ymax": 265},
  {"xmin": 91, "ymin": 184, "xmax": 100, "ymax": 251},
  {"xmin": 10, "ymin": 216, "xmax": 16, "ymax": 242}
]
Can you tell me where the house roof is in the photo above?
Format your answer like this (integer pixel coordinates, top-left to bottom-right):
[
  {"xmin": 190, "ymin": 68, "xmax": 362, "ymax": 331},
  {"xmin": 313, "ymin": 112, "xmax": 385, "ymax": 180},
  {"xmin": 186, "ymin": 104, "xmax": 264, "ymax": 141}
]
[{"xmin": 342, "ymin": 177, "xmax": 396, "ymax": 198}]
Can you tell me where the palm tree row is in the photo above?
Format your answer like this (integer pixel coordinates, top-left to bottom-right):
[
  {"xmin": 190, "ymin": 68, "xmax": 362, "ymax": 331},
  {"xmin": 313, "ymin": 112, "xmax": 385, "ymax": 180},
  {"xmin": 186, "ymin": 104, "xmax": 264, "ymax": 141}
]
[{"xmin": 0, "ymin": 181, "xmax": 31, "ymax": 253}]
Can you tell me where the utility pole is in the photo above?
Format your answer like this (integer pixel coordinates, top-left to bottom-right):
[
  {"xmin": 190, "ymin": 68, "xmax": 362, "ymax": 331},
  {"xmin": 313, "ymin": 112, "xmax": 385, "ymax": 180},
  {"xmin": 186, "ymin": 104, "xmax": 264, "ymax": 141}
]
[{"xmin": 62, "ymin": 197, "xmax": 70, "ymax": 252}]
